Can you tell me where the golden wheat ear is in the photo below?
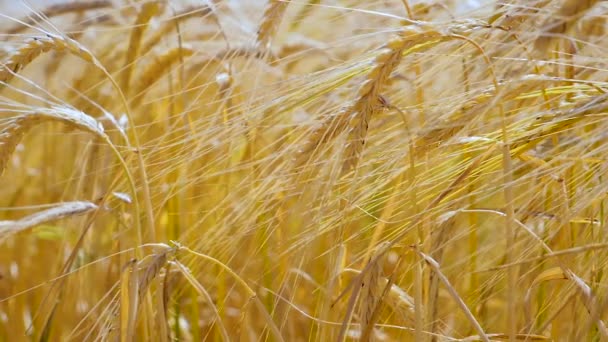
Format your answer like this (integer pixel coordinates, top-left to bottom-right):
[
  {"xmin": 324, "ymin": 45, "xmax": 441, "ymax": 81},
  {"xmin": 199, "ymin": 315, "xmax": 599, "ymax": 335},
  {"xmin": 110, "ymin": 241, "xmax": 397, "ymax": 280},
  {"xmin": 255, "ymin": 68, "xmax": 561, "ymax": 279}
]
[
  {"xmin": 0, "ymin": 201, "xmax": 97, "ymax": 240},
  {"xmin": 0, "ymin": 106, "xmax": 107, "ymax": 175},
  {"xmin": 1, "ymin": 33, "xmax": 101, "ymax": 89}
]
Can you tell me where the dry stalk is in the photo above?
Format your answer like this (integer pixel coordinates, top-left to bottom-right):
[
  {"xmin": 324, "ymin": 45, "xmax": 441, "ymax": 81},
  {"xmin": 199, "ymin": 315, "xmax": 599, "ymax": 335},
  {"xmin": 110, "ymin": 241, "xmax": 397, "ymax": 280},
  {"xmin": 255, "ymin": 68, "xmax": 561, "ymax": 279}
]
[
  {"xmin": 177, "ymin": 245, "xmax": 285, "ymax": 342},
  {"xmin": 427, "ymin": 212, "xmax": 457, "ymax": 337},
  {"xmin": 289, "ymin": 0, "xmax": 321, "ymax": 31},
  {"xmin": 416, "ymin": 248, "xmax": 489, "ymax": 342},
  {"xmin": 174, "ymin": 261, "xmax": 231, "ymax": 341},
  {"xmin": 120, "ymin": 258, "xmax": 138, "ymax": 342}
]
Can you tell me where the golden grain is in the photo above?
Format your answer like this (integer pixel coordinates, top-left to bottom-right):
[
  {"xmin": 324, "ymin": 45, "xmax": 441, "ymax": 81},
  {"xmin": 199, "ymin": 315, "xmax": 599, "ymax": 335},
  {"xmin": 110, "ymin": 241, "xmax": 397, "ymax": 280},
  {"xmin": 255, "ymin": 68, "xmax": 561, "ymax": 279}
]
[
  {"xmin": 0, "ymin": 201, "xmax": 97, "ymax": 239},
  {"xmin": 2, "ymin": 1, "xmax": 608, "ymax": 340}
]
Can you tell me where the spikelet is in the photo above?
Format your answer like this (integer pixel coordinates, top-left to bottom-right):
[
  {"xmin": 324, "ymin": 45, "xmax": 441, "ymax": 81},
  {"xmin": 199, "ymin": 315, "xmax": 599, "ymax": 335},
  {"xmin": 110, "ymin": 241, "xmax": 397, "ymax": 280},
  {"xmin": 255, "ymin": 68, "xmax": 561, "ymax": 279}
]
[
  {"xmin": 114, "ymin": 246, "xmax": 174, "ymax": 342},
  {"xmin": 341, "ymin": 32, "xmax": 417, "ymax": 173},
  {"xmin": 0, "ymin": 37, "xmax": 55, "ymax": 85},
  {"xmin": 0, "ymin": 201, "xmax": 97, "ymax": 239},
  {"xmin": 0, "ymin": 115, "xmax": 40, "ymax": 175}
]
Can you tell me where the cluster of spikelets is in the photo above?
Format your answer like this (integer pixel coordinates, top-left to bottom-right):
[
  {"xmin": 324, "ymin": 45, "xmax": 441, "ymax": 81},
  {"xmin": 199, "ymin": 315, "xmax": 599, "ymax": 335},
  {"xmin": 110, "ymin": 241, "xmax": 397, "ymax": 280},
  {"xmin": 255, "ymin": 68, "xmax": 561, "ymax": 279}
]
[{"xmin": 2, "ymin": 0, "xmax": 608, "ymax": 340}]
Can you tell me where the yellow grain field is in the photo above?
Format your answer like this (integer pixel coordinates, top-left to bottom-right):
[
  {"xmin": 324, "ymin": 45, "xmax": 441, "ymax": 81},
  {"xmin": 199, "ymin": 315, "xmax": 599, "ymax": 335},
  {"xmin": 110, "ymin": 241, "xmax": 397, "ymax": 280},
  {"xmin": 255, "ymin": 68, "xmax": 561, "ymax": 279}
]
[{"xmin": 1, "ymin": 0, "xmax": 607, "ymax": 341}]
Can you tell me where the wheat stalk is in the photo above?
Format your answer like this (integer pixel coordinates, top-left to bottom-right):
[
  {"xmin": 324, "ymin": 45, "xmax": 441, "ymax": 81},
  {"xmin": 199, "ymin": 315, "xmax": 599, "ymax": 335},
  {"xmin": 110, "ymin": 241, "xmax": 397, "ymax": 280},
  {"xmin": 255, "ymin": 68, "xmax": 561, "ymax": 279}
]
[
  {"xmin": 289, "ymin": 0, "xmax": 320, "ymax": 31},
  {"xmin": 119, "ymin": 258, "xmax": 138, "ymax": 342},
  {"xmin": 340, "ymin": 30, "xmax": 422, "ymax": 173},
  {"xmin": 534, "ymin": 0, "xmax": 599, "ymax": 53},
  {"xmin": 416, "ymin": 248, "xmax": 490, "ymax": 342},
  {"xmin": 294, "ymin": 21, "xmax": 490, "ymax": 172}
]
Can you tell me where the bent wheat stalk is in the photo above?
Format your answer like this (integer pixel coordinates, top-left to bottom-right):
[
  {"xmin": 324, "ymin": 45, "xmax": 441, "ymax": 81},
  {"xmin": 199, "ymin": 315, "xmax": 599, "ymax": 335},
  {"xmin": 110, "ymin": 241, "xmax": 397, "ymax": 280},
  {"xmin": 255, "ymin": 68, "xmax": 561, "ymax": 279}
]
[{"xmin": 415, "ymin": 249, "xmax": 489, "ymax": 342}]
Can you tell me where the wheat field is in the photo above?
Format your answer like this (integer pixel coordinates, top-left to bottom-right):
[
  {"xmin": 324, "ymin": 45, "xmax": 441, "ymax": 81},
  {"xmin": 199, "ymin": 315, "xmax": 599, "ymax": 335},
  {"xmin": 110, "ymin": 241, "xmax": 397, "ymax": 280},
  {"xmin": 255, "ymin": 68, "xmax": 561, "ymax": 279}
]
[{"xmin": 1, "ymin": 0, "xmax": 607, "ymax": 341}]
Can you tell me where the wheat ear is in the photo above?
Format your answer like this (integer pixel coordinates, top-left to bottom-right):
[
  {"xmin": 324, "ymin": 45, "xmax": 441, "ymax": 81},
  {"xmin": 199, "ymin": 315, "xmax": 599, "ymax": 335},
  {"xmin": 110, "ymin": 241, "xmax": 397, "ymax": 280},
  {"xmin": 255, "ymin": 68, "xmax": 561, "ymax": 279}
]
[
  {"xmin": 0, "ymin": 106, "xmax": 107, "ymax": 175},
  {"xmin": 341, "ymin": 30, "xmax": 424, "ymax": 173},
  {"xmin": 295, "ymin": 26, "xmax": 441, "ymax": 170},
  {"xmin": 0, "ymin": 201, "xmax": 97, "ymax": 239},
  {"xmin": 6, "ymin": 0, "xmax": 113, "ymax": 35},
  {"xmin": 1, "ymin": 33, "xmax": 101, "ymax": 87},
  {"xmin": 296, "ymin": 21, "xmax": 488, "ymax": 171},
  {"xmin": 136, "ymin": 249, "xmax": 173, "ymax": 303},
  {"xmin": 359, "ymin": 243, "xmax": 389, "ymax": 342},
  {"xmin": 257, "ymin": 0, "xmax": 290, "ymax": 47}
]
